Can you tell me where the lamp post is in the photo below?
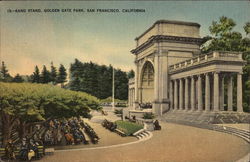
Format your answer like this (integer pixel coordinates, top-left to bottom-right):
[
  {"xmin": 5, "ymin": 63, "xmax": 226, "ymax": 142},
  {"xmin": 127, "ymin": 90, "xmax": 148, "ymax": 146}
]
[{"xmin": 112, "ymin": 67, "xmax": 115, "ymax": 111}]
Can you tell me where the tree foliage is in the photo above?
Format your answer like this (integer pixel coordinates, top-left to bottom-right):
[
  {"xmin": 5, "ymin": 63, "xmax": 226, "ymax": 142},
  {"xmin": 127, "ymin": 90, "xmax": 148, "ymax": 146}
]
[
  {"xmin": 50, "ymin": 62, "xmax": 57, "ymax": 85},
  {"xmin": 128, "ymin": 70, "xmax": 135, "ymax": 79},
  {"xmin": 40, "ymin": 65, "xmax": 51, "ymax": 84},
  {"xmin": 31, "ymin": 66, "xmax": 40, "ymax": 83},
  {"xmin": 0, "ymin": 61, "xmax": 12, "ymax": 82},
  {"xmin": 69, "ymin": 59, "xmax": 129, "ymax": 100},
  {"xmin": 57, "ymin": 64, "xmax": 67, "ymax": 86},
  {"xmin": 12, "ymin": 74, "xmax": 24, "ymax": 83},
  {"xmin": 0, "ymin": 82, "xmax": 101, "ymax": 146}
]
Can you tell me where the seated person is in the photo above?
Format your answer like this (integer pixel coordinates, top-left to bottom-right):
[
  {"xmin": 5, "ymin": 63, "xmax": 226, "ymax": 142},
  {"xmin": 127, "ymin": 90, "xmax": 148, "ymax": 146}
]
[
  {"xmin": 5, "ymin": 139, "xmax": 16, "ymax": 160},
  {"xmin": 154, "ymin": 120, "xmax": 161, "ymax": 130}
]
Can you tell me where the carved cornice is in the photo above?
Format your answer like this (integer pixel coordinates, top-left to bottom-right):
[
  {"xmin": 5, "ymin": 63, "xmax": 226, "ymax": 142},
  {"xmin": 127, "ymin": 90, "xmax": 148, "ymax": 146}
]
[
  {"xmin": 131, "ymin": 35, "xmax": 203, "ymax": 55},
  {"xmin": 135, "ymin": 20, "xmax": 200, "ymax": 41}
]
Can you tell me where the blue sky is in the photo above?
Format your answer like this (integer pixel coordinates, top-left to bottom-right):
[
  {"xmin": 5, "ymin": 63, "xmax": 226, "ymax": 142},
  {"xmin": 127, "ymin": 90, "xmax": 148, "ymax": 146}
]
[{"xmin": 1, "ymin": 1, "xmax": 249, "ymax": 75}]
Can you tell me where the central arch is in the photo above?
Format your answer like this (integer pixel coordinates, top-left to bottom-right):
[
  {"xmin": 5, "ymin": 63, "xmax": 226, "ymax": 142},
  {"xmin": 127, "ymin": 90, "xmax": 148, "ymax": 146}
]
[{"xmin": 140, "ymin": 61, "xmax": 154, "ymax": 103}]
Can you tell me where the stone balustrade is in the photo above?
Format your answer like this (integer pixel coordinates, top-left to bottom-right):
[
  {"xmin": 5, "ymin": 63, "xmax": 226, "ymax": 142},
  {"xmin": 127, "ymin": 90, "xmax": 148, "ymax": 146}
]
[{"xmin": 169, "ymin": 51, "xmax": 242, "ymax": 72}]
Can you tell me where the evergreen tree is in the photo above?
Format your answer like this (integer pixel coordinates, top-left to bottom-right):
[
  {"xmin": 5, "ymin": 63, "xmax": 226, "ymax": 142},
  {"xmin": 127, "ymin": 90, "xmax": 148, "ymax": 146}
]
[
  {"xmin": 115, "ymin": 69, "xmax": 128, "ymax": 100},
  {"xmin": 128, "ymin": 70, "xmax": 135, "ymax": 79},
  {"xmin": 68, "ymin": 60, "xmax": 129, "ymax": 100},
  {"xmin": 0, "ymin": 61, "xmax": 12, "ymax": 82},
  {"xmin": 40, "ymin": 65, "xmax": 51, "ymax": 84},
  {"xmin": 32, "ymin": 66, "xmax": 40, "ymax": 83},
  {"xmin": 57, "ymin": 64, "xmax": 67, "ymax": 87},
  {"xmin": 50, "ymin": 62, "xmax": 57, "ymax": 85},
  {"xmin": 12, "ymin": 74, "xmax": 24, "ymax": 83}
]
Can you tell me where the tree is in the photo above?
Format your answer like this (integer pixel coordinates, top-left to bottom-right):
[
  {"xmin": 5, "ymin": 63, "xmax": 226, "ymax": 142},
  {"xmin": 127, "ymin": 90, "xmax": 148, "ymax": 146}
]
[
  {"xmin": 128, "ymin": 70, "xmax": 135, "ymax": 79},
  {"xmin": 0, "ymin": 61, "xmax": 12, "ymax": 82},
  {"xmin": 0, "ymin": 82, "xmax": 101, "ymax": 146},
  {"xmin": 57, "ymin": 64, "xmax": 67, "ymax": 87},
  {"xmin": 40, "ymin": 65, "xmax": 51, "ymax": 84},
  {"xmin": 244, "ymin": 22, "xmax": 250, "ymax": 35},
  {"xmin": 50, "ymin": 62, "xmax": 57, "ymax": 85},
  {"xmin": 69, "ymin": 60, "xmax": 129, "ymax": 100},
  {"xmin": 32, "ymin": 66, "xmax": 40, "ymax": 83},
  {"xmin": 202, "ymin": 16, "xmax": 250, "ymax": 112},
  {"xmin": 12, "ymin": 74, "xmax": 24, "ymax": 83}
]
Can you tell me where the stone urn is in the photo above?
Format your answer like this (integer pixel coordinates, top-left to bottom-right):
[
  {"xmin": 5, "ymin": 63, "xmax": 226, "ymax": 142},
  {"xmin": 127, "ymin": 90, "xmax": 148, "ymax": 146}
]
[{"xmin": 143, "ymin": 119, "xmax": 154, "ymax": 131}]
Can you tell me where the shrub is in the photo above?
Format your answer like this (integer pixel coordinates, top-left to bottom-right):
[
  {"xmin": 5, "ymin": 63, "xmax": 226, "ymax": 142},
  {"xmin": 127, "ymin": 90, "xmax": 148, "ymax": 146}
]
[
  {"xmin": 143, "ymin": 112, "xmax": 155, "ymax": 119},
  {"xmin": 115, "ymin": 120, "xmax": 143, "ymax": 136}
]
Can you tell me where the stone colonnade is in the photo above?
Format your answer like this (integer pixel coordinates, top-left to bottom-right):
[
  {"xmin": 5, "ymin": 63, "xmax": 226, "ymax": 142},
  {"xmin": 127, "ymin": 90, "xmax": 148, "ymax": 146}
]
[{"xmin": 169, "ymin": 72, "xmax": 243, "ymax": 112}]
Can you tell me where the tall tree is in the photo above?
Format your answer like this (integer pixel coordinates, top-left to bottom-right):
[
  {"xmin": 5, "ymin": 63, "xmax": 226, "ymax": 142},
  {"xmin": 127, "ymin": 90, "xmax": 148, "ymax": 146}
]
[
  {"xmin": 40, "ymin": 65, "xmax": 51, "ymax": 84},
  {"xmin": 12, "ymin": 74, "xmax": 24, "ymax": 83},
  {"xmin": 50, "ymin": 62, "xmax": 57, "ymax": 85},
  {"xmin": 69, "ymin": 60, "xmax": 129, "ymax": 100},
  {"xmin": 57, "ymin": 64, "xmax": 67, "ymax": 87},
  {"xmin": 32, "ymin": 66, "xmax": 40, "ymax": 83},
  {"xmin": 0, "ymin": 61, "xmax": 12, "ymax": 82}
]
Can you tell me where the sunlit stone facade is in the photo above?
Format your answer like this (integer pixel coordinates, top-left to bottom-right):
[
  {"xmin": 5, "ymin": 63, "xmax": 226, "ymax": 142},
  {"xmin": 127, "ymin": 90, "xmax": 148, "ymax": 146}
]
[{"xmin": 128, "ymin": 20, "xmax": 245, "ymax": 116}]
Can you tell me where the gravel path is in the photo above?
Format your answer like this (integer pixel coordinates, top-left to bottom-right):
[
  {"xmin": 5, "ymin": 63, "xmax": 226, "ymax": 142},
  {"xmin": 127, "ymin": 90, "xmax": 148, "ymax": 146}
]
[{"xmin": 39, "ymin": 122, "xmax": 250, "ymax": 162}]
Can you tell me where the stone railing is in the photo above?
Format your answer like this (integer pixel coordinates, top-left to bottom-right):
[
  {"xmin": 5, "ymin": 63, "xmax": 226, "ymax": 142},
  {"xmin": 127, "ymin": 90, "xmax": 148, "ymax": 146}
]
[{"xmin": 169, "ymin": 51, "xmax": 242, "ymax": 72}]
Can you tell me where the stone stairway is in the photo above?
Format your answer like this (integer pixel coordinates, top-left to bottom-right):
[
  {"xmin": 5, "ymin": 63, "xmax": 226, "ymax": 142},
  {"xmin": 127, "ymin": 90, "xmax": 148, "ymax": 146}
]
[
  {"xmin": 163, "ymin": 110, "xmax": 250, "ymax": 124},
  {"xmin": 133, "ymin": 129, "xmax": 152, "ymax": 140}
]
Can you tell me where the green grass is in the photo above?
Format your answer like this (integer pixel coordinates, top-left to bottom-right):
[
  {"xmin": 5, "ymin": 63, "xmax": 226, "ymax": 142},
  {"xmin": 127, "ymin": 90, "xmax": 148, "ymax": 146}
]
[{"xmin": 115, "ymin": 120, "xmax": 143, "ymax": 136}]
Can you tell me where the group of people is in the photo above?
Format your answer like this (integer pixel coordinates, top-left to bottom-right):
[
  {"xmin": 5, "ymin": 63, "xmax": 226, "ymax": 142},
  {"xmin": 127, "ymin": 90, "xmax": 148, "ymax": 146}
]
[
  {"xmin": 139, "ymin": 103, "xmax": 153, "ymax": 109},
  {"xmin": 102, "ymin": 119, "xmax": 117, "ymax": 132},
  {"xmin": 43, "ymin": 117, "xmax": 98, "ymax": 146},
  {"xmin": 4, "ymin": 136, "xmax": 44, "ymax": 161},
  {"xmin": 2, "ymin": 117, "xmax": 100, "ymax": 161}
]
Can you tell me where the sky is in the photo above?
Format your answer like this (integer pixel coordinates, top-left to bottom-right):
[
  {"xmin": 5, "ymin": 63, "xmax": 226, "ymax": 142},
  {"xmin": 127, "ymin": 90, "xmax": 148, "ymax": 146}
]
[{"xmin": 1, "ymin": 1, "xmax": 249, "ymax": 76}]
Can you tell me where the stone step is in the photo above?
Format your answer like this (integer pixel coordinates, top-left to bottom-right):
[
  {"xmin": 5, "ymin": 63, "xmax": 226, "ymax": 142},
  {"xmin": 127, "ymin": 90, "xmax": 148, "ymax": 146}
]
[
  {"xmin": 164, "ymin": 118, "xmax": 250, "ymax": 143},
  {"xmin": 136, "ymin": 131, "xmax": 150, "ymax": 140}
]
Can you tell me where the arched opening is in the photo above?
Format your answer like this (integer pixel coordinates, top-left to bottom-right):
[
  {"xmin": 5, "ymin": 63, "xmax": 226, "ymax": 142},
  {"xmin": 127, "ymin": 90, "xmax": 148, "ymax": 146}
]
[{"xmin": 140, "ymin": 61, "xmax": 154, "ymax": 104}]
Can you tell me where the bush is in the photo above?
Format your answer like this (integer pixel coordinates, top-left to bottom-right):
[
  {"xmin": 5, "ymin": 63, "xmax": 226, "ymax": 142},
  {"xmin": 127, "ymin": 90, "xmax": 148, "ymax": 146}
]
[
  {"xmin": 115, "ymin": 120, "xmax": 143, "ymax": 136},
  {"xmin": 143, "ymin": 112, "xmax": 155, "ymax": 119}
]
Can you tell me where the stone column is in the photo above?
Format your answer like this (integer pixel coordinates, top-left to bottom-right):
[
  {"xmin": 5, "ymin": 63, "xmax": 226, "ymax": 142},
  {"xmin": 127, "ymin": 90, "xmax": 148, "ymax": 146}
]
[
  {"xmin": 213, "ymin": 72, "xmax": 219, "ymax": 111},
  {"xmin": 134, "ymin": 60, "xmax": 139, "ymax": 109},
  {"xmin": 179, "ymin": 79, "xmax": 183, "ymax": 110},
  {"xmin": 160, "ymin": 51, "xmax": 169, "ymax": 115},
  {"xmin": 169, "ymin": 81, "xmax": 173, "ymax": 110},
  {"xmin": 153, "ymin": 54, "xmax": 160, "ymax": 114},
  {"xmin": 185, "ymin": 77, "xmax": 189, "ymax": 110},
  {"xmin": 237, "ymin": 73, "xmax": 243, "ymax": 112},
  {"xmin": 197, "ymin": 75, "xmax": 203, "ymax": 111},
  {"xmin": 174, "ymin": 79, "xmax": 178, "ymax": 110},
  {"xmin": 191, "ymin": 76, "xmax": 195, "ymax": 111},
  {"xmin": 220, "ymin": 76, "xmax": 225, "ymax": 111},
  {"xmin": 205, "ymin": 73, "xmax": 210, "ymax": 111},
  {"xmin": 227, "ymin": 75, "xmax": 233, "ymax": 111}
]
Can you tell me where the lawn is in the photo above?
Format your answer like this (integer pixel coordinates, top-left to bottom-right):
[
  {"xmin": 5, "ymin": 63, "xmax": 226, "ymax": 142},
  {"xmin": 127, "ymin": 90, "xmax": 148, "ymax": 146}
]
[{"xmin": 115, "ymin": 120, "xmax": 143, "ymax": 136}]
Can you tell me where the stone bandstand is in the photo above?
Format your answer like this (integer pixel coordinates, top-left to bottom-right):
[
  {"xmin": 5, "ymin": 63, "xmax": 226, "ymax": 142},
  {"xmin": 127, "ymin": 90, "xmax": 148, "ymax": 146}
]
[{"xmin": 128, "ymin": 20, "xmax": 249, "ymax": 123}]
